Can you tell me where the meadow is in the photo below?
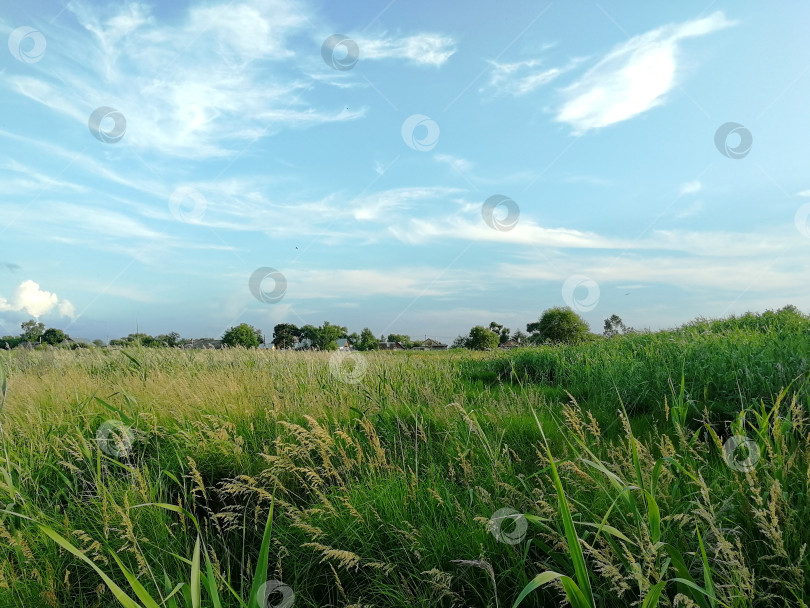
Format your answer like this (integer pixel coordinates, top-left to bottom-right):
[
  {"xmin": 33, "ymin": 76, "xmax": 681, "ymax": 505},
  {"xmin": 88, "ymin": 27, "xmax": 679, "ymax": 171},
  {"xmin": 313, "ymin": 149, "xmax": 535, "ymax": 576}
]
[{"xmin": 0, "ymin": 308, "xmax": 809, "ymax": 607}]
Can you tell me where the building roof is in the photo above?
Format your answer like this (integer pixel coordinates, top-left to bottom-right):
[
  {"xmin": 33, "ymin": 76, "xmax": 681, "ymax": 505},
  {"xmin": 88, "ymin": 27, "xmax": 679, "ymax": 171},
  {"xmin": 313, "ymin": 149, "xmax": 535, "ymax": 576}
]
[{"xmin": 379, "ymin": 341, "xmax": 405, "ymax": 349}]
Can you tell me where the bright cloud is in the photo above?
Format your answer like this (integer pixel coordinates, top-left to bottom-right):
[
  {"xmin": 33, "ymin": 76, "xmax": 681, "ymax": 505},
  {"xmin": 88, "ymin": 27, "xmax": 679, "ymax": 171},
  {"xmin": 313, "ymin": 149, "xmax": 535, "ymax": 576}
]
[
  {"xmin": 0, "ymin": 280, "xmax": 76, "ymax": 318},
  {"xmin": 556, "ymin": 11, "xmax": 735, "ymax": 133},
  {"xmin": 357, "ymin": 33, "xmax": 456, "ymax": 66}
]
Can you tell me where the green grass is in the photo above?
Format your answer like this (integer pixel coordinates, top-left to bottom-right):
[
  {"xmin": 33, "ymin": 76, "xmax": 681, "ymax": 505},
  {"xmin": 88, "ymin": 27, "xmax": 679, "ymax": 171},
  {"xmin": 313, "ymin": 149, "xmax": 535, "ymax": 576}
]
[{"xmin": 0, "ymin": 307, "xmax": 808, "ymax": 607}]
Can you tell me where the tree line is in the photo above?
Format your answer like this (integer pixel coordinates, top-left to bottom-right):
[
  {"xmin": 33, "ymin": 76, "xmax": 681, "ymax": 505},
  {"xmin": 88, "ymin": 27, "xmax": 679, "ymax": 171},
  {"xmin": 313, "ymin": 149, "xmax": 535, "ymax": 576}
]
[
  {"xmin": 268, "ymin": 307, "xmax": 635, "ymax": 350},
  {"xmin": 1, "ymin": 307, "xmax": 635, "ymax": 351}
]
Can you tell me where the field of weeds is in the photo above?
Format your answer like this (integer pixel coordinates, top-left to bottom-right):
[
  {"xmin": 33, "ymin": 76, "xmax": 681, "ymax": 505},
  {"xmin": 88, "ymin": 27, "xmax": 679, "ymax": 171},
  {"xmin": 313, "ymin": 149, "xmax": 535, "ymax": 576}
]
[{"xmin": 1, "ymin": 308, "xmax": 809, "ymax": 607}]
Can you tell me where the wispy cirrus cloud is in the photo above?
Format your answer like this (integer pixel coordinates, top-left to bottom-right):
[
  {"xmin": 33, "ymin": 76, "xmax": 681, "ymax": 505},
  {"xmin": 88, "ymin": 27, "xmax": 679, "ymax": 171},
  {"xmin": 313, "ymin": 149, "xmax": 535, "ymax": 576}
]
[
  {"xmin": 5, "ymin": 0, "xmax": 365, "ymax": 159},
  {"xmin": 556, "ymin": 11, "xmax": 735, "ymax": 133},
  {"xmin": 355, "ymin": 33, "xmax": 456, "ymax": 66},
  {"xmin": 497, "ymin": 250, "xmax": 807, "ymax": 295},
  {"xmin": 5, "ymin": 2, "xmax": 457, "ymax": 160},
  {"xmin": 482, "ymin": 57, "xmax": 581, "ymax": 96}
]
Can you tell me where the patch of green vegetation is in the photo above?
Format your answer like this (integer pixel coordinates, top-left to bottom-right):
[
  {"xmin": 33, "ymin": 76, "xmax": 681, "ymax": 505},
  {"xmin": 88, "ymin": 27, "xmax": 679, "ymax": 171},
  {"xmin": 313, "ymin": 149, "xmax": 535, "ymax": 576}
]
[{"xmin": 0, "ymin": 308, "xmax": 808, "ymax": 607}]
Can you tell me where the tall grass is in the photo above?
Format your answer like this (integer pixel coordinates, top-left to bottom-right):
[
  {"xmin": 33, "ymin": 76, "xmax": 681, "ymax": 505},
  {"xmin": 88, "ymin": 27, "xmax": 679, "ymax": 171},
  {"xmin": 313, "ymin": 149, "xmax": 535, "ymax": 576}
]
[
  {"xmin": 470, "ymin": 307, "xmax": 810, "ymax": 422},
  {"xmin": 0, "ymin": 308, "xmax": 808, "ymax": 607}
]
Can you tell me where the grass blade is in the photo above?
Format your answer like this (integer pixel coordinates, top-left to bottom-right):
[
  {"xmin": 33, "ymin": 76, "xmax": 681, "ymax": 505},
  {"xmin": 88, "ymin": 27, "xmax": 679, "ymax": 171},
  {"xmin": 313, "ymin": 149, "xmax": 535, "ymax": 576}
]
[
  {"xmin": 641, "ymin": 581, "xmax": 667, "ymax": 608},
  {"xmin": 247, "ymin": 493, "xmax": 276, "ymax": 608},
  {"xmin": 37, "ymin": 524, "xmax": 141, "ymax": 608},
  {"xmin": 696, "ymin": 527, "xmax": 717, "ymax": 608},
  {"xmin": 203, "ymin": 547, "xmax": 224, "ymax": 608},
  {"xmin": 533, "ymin": 410, "xmax": 594, "ymax": 607},
  {"xmin": 660, "ymin": 543, "xmax": 711, "ymax": 608},
  {"xmin": 512, "ymin": 571, "xmax": 563, "ymax": 608},
  {"xmin": 109, "ymin": 552, "xmax": 162, "ymax": 608},
  {"xmin": 191, "ymin": 535, "xmax": 201, "ymax": 608}
]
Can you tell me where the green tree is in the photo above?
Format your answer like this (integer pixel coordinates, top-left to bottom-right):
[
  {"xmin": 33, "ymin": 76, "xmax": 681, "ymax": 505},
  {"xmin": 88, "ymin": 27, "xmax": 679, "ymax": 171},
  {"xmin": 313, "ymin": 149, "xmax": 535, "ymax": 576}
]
[
  {"xmin": 299, "ymin": 322, "xmax": 346, "ymax": 350},
  {"xmin": 467, "ymin": 325, "xmax": 500, "ymax": 350},
  {"xmin": 511, "ymin": 329, "xmax": 528, "ymax": 344},
  {"xmin": 299, "ymin": 324, "xmax": 319, "ymax": 348},
  {"xmin": 1, "ymin": 336, "xmax": 23, "ymax": 349},
  {"xmin": 222, "ymin": 323, "xmax": 262, "ymax": 348},
  {"xmin": 386, "ymin": 333, "xmax": 413, "ymax": 348},
  {"xmin": 488, "ymin": 321, "xmax": 511, "ymax": 344},
  {"xmin": 451, "ymin": 335, "xmax": 468, "ymax": 349},
  {"xmin": 116, "ymin": 333, "xmax": 156, "ymax": 347},
  {"xmin": 20, "ymin": 319, "xmax": 45, "ymax": 342},
  {"xmin": 603, "ymin": 314, "xmax": 628, "ymax": 338},
  {"xmin": 41, "ymin": 328, "xmax": 69, "ymax": 345},
  {"xmin": 92, "ymin": 339, "xmax": 105, "ymax": 347},
  {"xmin": 527, "ymin": 307, "xmax": 591, "ymax": 344},
  {"xmin": 272, "ymin": 323, "xmax": 300, "ymax": 350},
  {"xmin": 357, "ymin": 328, "xmax": 379, "ymax": 351},
  {"xmin": 155, "ymin": 332, "xmax": 181, "ymax": 347},
  {"xmin": 318, "ymin": 321, "xmax": 346, "ymax": 351}
]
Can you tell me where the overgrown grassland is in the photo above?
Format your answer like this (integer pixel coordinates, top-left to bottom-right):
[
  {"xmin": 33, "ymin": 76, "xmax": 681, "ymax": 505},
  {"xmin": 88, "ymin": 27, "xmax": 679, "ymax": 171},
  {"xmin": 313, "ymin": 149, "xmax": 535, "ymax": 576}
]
[{"xmin": 1, "ymin": 309, "xmax": 809, "ymax": 607}]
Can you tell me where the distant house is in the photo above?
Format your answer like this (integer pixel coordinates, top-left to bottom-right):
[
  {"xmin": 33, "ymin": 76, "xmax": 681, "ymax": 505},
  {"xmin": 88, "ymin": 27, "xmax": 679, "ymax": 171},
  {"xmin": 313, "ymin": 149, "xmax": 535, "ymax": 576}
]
[
  {"xmin": 499, "ymin": 339, "xmax": 522, "ymax": 349},
  {"xmin": 293, "ymin": 338, "xmax": 317, "ymax": 351},
  {"xmin": 416, "ymin": 338, "xmax": 448, "ymax": 350},
  {"xmin": 379, "ymin": 341, "xmax": 405, "ymax": 350},
  {"xmin": 336, "ymin": 338, "xmax": 354, "ymax": 351}
]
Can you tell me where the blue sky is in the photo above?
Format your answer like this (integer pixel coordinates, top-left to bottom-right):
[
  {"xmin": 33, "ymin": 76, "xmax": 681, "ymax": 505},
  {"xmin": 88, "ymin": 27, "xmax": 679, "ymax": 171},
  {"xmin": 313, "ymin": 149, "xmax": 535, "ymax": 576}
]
[{"xmin": 2, "ymin": 0, "xmax": 810, "ymax": 343}]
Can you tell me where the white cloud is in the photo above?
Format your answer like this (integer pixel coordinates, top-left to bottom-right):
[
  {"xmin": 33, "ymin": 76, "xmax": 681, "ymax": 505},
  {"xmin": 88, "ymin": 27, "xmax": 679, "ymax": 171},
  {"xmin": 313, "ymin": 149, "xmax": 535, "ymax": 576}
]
[
  {"xmin": 388, "ymin": 214, "xmax": 628, "ymax": 248},
  {"xmin": 556, "ymin": 11, "xmax": 735, "ymax": 133},
  {"xmin": 5, "ymin": 0, "xmax": 363, "ymax": 159},
  {"xmin": 497, "ymin": 251, "xmax": 806, "ymax": 294},
  {"xmin": 0, "ymin": 280, "xmax": 76, "ymax": 318},
  {"xmin": 434, "ymin": 154, "xmax": 474, "ymax": 173},
  {"xmin": 357, "ymin": 33, "xmax": 456, "ymax": 66},
  {"xmin": 483, "ymin": 58, "xmax": 579, "ymax": 96},
  {"xmin": 679, "ymin": 180, "xmax": 702, "ymax": 196},
  {"xmin": 145, "ymin": 182, "xmax": 462, "ymax": 237}
]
